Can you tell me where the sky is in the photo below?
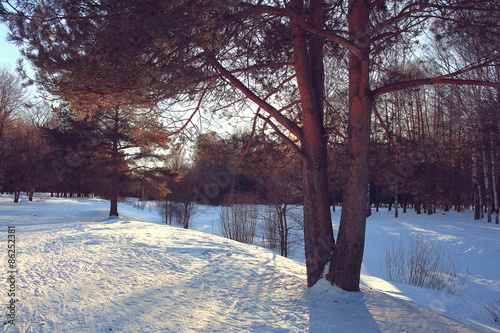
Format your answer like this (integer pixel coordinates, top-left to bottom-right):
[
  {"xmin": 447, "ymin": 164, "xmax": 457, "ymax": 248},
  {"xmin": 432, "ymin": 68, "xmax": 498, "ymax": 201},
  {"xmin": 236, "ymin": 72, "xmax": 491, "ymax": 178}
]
[{"xmin": 0, "ymin": 23, "xmax": 22, "ymax": 70}]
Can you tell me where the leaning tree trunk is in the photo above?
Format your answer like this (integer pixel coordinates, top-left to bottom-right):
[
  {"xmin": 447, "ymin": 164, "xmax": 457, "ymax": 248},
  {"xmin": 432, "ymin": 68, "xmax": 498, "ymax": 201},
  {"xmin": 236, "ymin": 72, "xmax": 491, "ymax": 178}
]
[{"xmin": 328, "ymin": 0, "xmax": 372, "ymax": 292}]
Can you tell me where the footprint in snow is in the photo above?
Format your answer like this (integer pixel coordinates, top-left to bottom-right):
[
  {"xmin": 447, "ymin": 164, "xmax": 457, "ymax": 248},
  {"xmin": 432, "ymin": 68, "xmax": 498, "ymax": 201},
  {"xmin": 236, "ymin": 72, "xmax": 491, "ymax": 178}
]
[{"xmin": 84, "ymin": 240, "xmax": 101, "ymax": 245}]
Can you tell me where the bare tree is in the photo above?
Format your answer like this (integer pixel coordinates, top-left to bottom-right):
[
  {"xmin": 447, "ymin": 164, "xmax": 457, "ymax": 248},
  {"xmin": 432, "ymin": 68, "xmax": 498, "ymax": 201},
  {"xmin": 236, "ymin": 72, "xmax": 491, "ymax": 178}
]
[{"xmin": 0, "ymin": 66, "xmax": 25, "ymax": 149}]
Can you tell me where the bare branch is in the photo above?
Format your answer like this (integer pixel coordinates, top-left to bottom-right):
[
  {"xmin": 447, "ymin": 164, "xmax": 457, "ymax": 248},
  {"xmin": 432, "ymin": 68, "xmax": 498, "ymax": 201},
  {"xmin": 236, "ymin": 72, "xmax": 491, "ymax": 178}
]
[
  {"xmin": 372, "ymin": 104, "xmax": 409, "ymax": 173},
  {"xmin": 204, "ymin": 48, "xmax": 303, "ymax": 140},
  {"xmin": 373, "ymin": 78, "xmax": 500, "ymax": 98},
  {"xmin": 167, "ymin": 81, "xmax": 214, "ymax": 138},
  {"xmin": 257, "ymin": 114, "xmax": 306, "ymax": 163},
  {"xmin": 235, "ymin": 110, "xmax": 260, "ymax": 169}
]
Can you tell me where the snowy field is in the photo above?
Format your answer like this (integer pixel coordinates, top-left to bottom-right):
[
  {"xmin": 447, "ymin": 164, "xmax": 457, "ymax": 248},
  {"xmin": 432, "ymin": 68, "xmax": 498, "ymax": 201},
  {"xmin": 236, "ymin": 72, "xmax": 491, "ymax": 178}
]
[{"xmin": 0, "ymin": 193, "xmax": 499, "ymax": 332}]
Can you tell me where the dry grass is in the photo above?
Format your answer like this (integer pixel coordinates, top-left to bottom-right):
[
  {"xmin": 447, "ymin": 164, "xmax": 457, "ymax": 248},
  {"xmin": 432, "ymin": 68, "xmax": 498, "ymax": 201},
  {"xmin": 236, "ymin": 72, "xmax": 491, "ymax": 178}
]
[{"xmin": 472, "ymin": 293, "xmax": 500, "ymax": 324}]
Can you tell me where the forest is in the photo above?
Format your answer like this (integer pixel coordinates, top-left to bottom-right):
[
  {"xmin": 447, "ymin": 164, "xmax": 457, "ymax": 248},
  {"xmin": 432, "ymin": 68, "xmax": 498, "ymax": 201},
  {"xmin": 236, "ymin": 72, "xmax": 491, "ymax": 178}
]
[{"xmin": 0, "ymin": 0, "xmax": 498, "ymax": 292}]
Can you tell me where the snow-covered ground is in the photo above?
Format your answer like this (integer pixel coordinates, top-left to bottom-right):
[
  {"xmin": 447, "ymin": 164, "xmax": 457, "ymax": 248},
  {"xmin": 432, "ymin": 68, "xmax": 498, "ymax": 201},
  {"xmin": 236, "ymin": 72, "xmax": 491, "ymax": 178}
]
[{"xmin": 0, "ymin": 193, "xmax": 498, "ymax": 332}]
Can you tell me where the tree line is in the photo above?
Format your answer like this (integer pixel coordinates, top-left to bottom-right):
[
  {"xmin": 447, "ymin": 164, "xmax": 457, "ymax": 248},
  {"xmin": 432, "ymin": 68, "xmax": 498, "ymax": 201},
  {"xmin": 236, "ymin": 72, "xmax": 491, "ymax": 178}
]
[{"xmin": 1, "ymin": 0, "xmax": 498, "ymax": 291}]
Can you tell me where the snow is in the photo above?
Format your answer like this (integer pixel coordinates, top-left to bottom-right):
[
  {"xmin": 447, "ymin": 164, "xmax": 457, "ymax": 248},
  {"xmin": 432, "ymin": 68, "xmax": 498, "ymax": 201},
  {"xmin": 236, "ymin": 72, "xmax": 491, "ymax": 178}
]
[{"xmin": 0, "ymin": 193, "xmax": 499, "ymax": 332}]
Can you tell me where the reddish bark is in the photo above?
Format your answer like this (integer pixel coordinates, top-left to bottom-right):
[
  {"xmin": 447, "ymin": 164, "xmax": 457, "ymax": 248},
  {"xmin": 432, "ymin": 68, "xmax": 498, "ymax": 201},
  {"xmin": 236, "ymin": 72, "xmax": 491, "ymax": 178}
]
[
  {"xmin": 327, "ymin": 0, "xmax": 372, "ymax": 292},
  {"xmin": 290, "ymin": 0, "xmax": 334, "ymax": 287}
]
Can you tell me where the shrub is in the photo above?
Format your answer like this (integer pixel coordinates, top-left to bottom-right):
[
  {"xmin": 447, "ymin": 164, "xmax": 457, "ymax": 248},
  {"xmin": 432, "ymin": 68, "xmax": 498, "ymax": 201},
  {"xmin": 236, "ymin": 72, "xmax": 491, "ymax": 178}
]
[
  {"xmin": 262, "ymin": 209, "xmax": 278, "ymax": 251},
  {"xmin": 157, "ymin": 201, "xmax": 195, "ymax": 228},
  {"xmin": 219, "ymin": 204, "xmax": 258, "ymax": 244},
  {"xmin": 383, "ymin": 235, "xmax": 468, "ymax": 295}
]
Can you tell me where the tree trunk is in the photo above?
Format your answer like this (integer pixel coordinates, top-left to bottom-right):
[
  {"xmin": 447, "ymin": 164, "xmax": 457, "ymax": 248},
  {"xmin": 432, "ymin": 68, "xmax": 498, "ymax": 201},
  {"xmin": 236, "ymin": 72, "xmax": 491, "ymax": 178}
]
[
  {"xmin": 394, "ymin": 189, "xmax": 399, "ymax": 218},
  {"xmin": 328, "ymin": 0, "xmax": 372, "ymax": 292},
  {"xmin": 14, "ymin": 190, "xmax": 20, "ymax": 203},
  {"xmin": 283, "ymin": 204, "xmax": 288, "ymax": 258},
  {"xmin": 109, "ymin": 108, "xmax": 120, "ymax": 217},
  {"xmin": 110, "ymin": 166, "xmax": 119, "ymax": 217},
  {"xmin": 490, "ymin": 139, "xmax": 499, "ymax": 224},
  {"xmin": 366, "ymin": 183, "xmax": 371, "ymax": 217},
  {"xmin": 472, "ymin": 153, "xmax": 482, "ymax": 220},
  {"xmin": 290, "ymin": 0, "xmax": 334, "ymax": 287},
  {"xmin": 482, "ymin": 146, "xmax": 492, "ymax": 222},
  {"xmin": 28, "ymin": 185, "xmax": 34, "ymax": 201},
  {"xmin": 302, "ymin": 152, "xmax": 334, "ymax": 286},
  {"xmin": 183, "ymin": 202, "xmax": 189, "ymax": 229},
  {"xmin": 278, "ymin": 204, "xmax": 289, "ymax": 258}
]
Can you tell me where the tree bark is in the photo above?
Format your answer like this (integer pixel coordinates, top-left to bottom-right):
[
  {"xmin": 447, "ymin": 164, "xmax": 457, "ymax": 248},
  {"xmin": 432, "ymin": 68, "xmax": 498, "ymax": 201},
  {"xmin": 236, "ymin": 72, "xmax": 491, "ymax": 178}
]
[
  {"xmin": 290, "ymin": 0, "xmax": 334, "ymax": 287},
  {"xmin": 328, "ymin": 0, "xmax": 372, "ymax": 292}
]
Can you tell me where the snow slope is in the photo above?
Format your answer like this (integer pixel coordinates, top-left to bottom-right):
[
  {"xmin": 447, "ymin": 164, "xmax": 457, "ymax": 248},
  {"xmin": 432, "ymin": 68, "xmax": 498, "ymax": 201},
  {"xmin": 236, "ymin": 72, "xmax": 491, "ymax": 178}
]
[{"xmin": 0, "ymin": 194, "xmax": 498, "ymax": 332}]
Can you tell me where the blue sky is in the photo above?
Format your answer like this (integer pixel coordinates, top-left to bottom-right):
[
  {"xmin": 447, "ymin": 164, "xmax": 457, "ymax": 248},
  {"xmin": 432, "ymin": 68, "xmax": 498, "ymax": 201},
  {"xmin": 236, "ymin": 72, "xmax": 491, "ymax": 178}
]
[
  {"xmin": 0, "ymin": 23, "xmax": 22, "ymax": 70},
  {"xmin": 1, "ymin": 23, "xmax": 39, "ymax": 99}
]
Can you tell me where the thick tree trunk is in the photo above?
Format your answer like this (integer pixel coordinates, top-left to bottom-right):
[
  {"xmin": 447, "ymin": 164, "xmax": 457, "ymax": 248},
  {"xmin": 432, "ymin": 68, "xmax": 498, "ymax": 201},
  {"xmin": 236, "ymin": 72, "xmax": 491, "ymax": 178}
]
[
  {"xmin": 290, "ymin": 0, "xmax": 334, "ymax": 287},
  {"xmin": 328, "ymin": 0, "xmax": 372, "ymax": 292},
  {"xmin": 302, "ymin": 149, "xmax": 334, "ymax": 286}
]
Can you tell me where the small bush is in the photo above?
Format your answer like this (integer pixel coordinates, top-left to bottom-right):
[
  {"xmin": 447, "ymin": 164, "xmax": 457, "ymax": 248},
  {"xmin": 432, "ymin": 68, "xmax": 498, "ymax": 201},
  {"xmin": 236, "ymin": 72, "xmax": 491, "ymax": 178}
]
[
  {"xmin": 383, "ymin": 235, "xmax": 468, "ymax": 295},
  {"xmin": 473, "ymin": 293, "xmax": 500, "ymax": 324},
  {"xmin": 157, "ymin": 201, "xmax": 195, "ymax": 228},
  {"xmin": 219, "ymin": 204, "xmax": 258, "ymax": 244},
  {"xmin": 262, "ymin": 209, "xmax": 279, "ymax": 251}
]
